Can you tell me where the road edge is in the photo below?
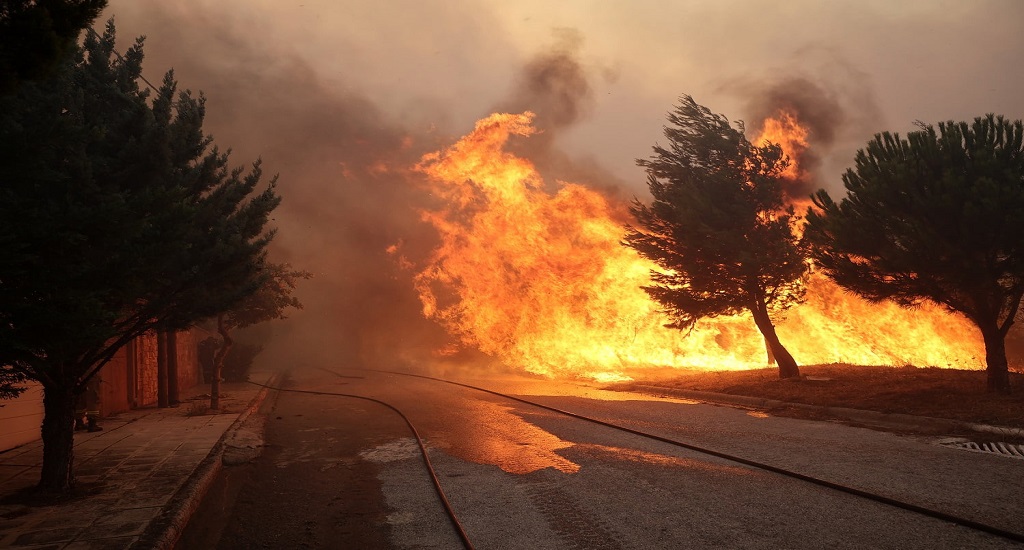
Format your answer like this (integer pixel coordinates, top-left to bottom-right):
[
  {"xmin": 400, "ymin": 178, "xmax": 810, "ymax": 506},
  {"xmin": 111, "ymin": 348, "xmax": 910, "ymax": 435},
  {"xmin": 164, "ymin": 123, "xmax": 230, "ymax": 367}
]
[
  {"xmin": 131, "ymin": 370, "xmax": 283, "ymax": 550},
  {"xmin": 631, "ymin": 384, "xmax": 1024, "ymax": 438}
]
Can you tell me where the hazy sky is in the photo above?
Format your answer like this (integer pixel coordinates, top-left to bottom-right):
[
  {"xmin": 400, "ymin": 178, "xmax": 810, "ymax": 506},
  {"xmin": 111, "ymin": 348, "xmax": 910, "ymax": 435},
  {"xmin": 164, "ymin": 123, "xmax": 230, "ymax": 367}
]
[
  {"xmin": 105, "ymin": 0, "xmax": 1024, "ymax": 192},
  {"xmin": 98, "ymin": 1, "xmax": 1024, "ymax": 368}
]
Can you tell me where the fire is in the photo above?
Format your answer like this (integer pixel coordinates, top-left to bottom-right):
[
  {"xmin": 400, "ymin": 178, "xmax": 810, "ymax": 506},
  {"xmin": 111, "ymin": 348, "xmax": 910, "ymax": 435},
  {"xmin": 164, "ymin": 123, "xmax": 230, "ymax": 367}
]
[
  {"xmin": 409, "ymin": 111, "xmax": 984, "ymax": 379},
  {"xmin": 757, "ymin": 108, "xmax": 809, "ymax": 182}
]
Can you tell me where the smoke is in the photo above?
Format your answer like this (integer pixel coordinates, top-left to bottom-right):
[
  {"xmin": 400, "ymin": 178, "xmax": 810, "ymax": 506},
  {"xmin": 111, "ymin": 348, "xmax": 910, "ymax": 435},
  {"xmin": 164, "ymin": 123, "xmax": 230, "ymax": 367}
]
[
  {"xmin": 498, "ymin": 28, "xmax": 593, "ymax": 132},
  {"xmin": 100, "ymin": 6, "xmax": 628, "ymax": 374},
  {"xmin": 751, "ymin": 78, "xmax": 840, "ymax": 156},
  {"xmin": 493, "ymin": 28, "xmax": 627, "ymax": 200},
  {"xmin": 102, "ymin": 4, "xmax": 457, "ymax": 372},
  {"xmin": 722, "ymin": 48, "xmax": 884, "ymax": 200}
]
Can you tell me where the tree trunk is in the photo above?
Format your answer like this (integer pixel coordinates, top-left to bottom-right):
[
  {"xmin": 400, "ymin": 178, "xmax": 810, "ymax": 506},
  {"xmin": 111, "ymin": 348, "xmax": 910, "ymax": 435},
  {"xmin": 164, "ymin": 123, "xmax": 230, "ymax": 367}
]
[
  {"xmin": 979, "ymin": 323, "xmax": 1012, "ymax": 394},
  {"xmin": 38, "ymin": 383, "xmax": 77, "ymax": 493},
  {"xmin": 764, "ymin": 336, "xmax": 777, "ymax": 366},
  {"xmin": 211, "ymin": 313, "xmax": 232, "ymax": 410},
  {"xmin": 157, "ymin": 331, "xmax": 169, "ymax": 408},
  {"xmin": 749, "ymin": 301, "xmax": 800, "ymax": 379},
  {"xmin": 167, "ymin": 331, "xmax": 179, "ymax": 405}
]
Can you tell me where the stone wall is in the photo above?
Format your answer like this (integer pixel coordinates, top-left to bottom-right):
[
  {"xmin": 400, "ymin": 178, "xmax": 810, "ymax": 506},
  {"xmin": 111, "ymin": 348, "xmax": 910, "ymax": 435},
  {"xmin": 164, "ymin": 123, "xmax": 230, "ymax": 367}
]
[
  {"xmin": 0, "ymin": 382, "xmax": 44, "ymax": 451},
  {"xmin": 174, "ymin": 328, "xmax": 211, "ymax": 395},
  {"xmin": 134, "ymin": 331, "xmax": 160, "ymax": 409}
]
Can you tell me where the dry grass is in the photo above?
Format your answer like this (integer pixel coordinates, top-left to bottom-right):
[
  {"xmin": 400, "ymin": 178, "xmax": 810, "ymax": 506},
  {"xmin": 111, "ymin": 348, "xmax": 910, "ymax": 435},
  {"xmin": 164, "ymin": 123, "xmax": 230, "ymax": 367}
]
[{"xmin": 618, "ymin": 364, "xmax": 1024, "ymax": 429}]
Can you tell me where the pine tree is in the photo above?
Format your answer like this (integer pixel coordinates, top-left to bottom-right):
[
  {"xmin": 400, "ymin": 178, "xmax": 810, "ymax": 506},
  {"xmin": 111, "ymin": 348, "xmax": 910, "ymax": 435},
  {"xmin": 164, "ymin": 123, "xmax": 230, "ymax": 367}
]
[
  {"xmin": 0, "ymin": 22, "xmax": 280, "ymax": 493},
  {"xmin": 625, "ymin": 96, "xmax": 806, "ymax": 378},
  {"xmin": 0, "ymin": 0, "xmax": 107, "ymax": 93},
  {"xmin": 805, "ymin": 115, "xmax": 1024, "ymax": 393}
]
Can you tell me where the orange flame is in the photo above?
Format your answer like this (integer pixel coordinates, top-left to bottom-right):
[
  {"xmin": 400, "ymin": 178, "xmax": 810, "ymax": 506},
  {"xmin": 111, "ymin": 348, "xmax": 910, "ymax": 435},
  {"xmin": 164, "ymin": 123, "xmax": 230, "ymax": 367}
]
[
  {"xmin": 411, "ymin": 112, "xmax": 984, "ymax": 380},
  {"xmin": 758, "ymin": 108, "xmax": 809, "ymax": 182}
]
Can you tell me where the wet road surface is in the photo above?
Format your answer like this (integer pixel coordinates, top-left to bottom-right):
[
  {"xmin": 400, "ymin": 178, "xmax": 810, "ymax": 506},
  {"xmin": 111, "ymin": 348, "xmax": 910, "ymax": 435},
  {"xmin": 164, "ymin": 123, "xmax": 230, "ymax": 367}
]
[{"xmin": 181, "ymin": 366, "xmax": 1024, "ymax": 549}]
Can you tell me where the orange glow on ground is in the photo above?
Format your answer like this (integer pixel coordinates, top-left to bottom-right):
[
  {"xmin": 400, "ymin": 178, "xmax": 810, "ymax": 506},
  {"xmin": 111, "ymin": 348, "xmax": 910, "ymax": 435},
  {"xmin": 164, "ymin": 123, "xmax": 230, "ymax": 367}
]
[
  {"xmin": 579, "ymin": 444, "xmax": 758, "ymax": 474},
  {"xmin": 409, "ymin": 112, "xmax": 984, "ymax": 380},
  {"xmin": 436, "ymin": 399, "xmax": 579, "ymax": 474}
]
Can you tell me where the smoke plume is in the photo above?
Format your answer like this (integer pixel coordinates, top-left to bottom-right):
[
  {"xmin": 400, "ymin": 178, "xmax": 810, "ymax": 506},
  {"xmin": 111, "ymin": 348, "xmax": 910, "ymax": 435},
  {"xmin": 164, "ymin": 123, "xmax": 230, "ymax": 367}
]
[
  {"xmin": 102, "ymin": 7, "xmax": 626, "ymax": 373},
  {"xmin": 723, "ymin": 49, "xmax": 884, "ymax": 201},
  {"xmin": 494, "ymin": 28, "xmax": 627, "ymax": 199}
]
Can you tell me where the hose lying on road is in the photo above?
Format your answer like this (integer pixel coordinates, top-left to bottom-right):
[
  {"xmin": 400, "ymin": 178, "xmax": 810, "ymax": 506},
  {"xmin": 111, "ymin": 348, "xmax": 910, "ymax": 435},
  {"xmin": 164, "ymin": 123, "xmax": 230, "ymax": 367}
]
[
  {"xmin": 247, "ymin": 378, "xmax": 475, "ymax": 550},
  {"xmin": 361, "ymin": 367, "xmax": 1024, "ymax": 546}
]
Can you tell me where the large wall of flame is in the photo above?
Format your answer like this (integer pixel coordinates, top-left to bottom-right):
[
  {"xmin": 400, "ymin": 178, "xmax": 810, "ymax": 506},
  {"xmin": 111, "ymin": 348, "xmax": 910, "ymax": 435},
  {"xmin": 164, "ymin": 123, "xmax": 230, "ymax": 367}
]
[{"xmin": 413, "ymin": 113, "xmax": 984, "ymax": 379}]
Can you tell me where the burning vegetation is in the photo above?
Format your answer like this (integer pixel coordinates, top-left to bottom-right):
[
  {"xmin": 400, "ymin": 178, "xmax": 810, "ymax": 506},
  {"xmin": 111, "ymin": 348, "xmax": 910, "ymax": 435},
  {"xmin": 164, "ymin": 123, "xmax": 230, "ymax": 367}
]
[
  {"xmin": 106, "ymin": 8, "xmax": 1001, "ymax": 386},
  {"xmin": 404, "ymin": 106, "xmax": 983, "ymax": 381}
]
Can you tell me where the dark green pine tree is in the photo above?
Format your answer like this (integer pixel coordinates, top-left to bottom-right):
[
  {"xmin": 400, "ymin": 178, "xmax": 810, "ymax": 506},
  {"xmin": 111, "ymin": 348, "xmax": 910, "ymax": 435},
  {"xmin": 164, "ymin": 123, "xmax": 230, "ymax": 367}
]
[
  {"xmin": 805, "ymin": 115, "xmax": 1024, "ymax": 394},
  {"xmin": 625, "ymin": 95, "xmax": 807, "ymax": 379},
  {"xmin": 0, "ymin": 0, "xmax": 108, "ymax": 93},
  {"xmin": 0, "ymin": 21, "xmax": 280, "ymax": 493}
]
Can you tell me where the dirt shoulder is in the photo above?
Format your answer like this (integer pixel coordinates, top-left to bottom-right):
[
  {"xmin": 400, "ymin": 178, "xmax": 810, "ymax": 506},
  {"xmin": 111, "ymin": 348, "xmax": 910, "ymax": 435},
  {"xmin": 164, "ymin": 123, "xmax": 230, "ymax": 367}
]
[{"xmin": 611, "ymin": 364, "xmax": 1024, "ymax": 431}]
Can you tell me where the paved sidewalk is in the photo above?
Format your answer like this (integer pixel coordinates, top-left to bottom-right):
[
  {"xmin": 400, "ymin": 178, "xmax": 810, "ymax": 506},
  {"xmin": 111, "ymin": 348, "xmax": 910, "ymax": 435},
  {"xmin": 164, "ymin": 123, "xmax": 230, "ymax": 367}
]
[{"xmin": 0, "ymin": 371, "xmax": 280, "ymax": 550}]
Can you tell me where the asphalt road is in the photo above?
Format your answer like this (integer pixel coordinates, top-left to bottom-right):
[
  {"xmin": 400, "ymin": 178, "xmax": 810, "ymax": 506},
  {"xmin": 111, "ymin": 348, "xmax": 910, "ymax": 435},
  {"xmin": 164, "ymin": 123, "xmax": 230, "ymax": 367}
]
[{"xmin": 180, "ymin": 366, "xmax": 1024, "ymax": 549}]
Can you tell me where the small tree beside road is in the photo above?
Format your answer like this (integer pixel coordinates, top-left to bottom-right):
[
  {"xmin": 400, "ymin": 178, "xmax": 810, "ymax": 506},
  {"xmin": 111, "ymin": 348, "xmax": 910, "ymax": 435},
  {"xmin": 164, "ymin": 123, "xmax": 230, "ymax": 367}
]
[
  {"xmin": 625, "ymin": 95, "xmax": 807, "ymax": 379},
  {"xmin": 805, "ymin": 115, "xmax": 1024, "ymax": 394},
  {"xmin": 208, "ymin": 263, "xmax": 310, "ymax": 410},
  {"xmin": 0, "ymin": 23, "xmax": 280, "ymax": 493}
]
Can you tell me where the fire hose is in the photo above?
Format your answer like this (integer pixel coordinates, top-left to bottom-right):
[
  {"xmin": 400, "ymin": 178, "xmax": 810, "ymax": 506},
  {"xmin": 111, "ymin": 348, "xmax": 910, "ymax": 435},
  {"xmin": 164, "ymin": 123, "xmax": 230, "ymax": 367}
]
[
  {"xmin": 360, "ymin": 367, "xmax": 1024, "ymax": 546},
  {"xmin": 254, "ymin": 368, "xmax": 1024, "ymax": 546},
  {"xmin": 247, "ymin": 379, "xmax": 476, "ymax": 550}
]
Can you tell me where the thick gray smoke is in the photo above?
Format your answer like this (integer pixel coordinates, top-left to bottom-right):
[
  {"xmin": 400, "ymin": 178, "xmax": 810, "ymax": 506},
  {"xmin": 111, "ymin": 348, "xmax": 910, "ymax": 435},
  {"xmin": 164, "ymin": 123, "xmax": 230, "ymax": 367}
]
[
  {"xmin": 104, "ymin": 6, "xmax": 454, "ymax": 371},
  {"xmin": 104, "ymin": 8, "xmax": 622, "ymax": 373},
  {"xmin": 498, "ymin": 28, "xmax": 593, "ymax": 132},
  {"xmin": 494, "ymin": 29, "xmax": 627, "ymax": 199}
]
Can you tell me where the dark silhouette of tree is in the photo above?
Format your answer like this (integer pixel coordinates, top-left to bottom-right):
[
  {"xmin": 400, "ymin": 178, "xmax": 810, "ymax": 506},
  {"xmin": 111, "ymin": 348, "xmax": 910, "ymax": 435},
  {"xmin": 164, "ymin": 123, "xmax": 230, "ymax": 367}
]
[
  {"xmin": 0, "ymin": 370, "xmax": 26, "ymax": 400},
  {"xmin": 0, "ymin": 22, "xmax": 280, "ymax": 493},
  {"xmin": 0, "ymin": 0, "xmax": 107, "ymax": 93},
  {"xmin": 1, "ymin": 1, "xmax": 105, "ymax": 400},
  {"xmin": 208, "ymin": 263, "xmax": 310, "ymax": 410},
  {"xmin": 805, "ymin": 115, "xmax": 1024, "ymax": 394},
  {"xmin": 625, "ymin": 95, "xmax": 806, "ymax": 379}
]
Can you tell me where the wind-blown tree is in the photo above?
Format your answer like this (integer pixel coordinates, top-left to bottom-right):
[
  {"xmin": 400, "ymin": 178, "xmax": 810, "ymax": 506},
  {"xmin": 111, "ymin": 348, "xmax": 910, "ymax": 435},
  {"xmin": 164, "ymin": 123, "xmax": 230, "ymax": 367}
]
[
  {"xmin": 208, "ymin": 262, "xmax": 310, "ymax": 410},
  {"xmin": 625, "ymin": 95, "xmax": 807, "ymax": 379},
  {"xmin": 805, "ymin": 115, "xmax": 1024, "ymax": 394},
  {"xmin": 0, "ymin": 22, "xmax": 280, "ymax": 493},
  {"xmin": 0, "ymin": 0, "xmax": 107, "ymax": 93}
]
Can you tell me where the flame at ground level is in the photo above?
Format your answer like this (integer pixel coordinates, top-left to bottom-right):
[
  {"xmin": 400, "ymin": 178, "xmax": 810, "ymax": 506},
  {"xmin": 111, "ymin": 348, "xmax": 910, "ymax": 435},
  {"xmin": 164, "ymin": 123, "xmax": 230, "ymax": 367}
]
[{"xmin": 406, "ymin": 112, "xmax": 983, "ymax": 380}]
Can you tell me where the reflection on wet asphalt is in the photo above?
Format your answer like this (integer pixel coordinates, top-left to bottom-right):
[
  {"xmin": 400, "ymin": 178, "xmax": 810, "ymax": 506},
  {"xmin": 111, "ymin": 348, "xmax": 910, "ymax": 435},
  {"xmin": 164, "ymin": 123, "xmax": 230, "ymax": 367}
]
[{"xmin": 430, "ymin": 399, "xmax": 580, "ymax": 474}]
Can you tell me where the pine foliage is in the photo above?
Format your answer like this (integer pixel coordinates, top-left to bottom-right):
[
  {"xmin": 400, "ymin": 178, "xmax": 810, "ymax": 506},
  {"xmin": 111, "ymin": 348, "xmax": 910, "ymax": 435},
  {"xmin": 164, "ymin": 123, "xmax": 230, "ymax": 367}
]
[
  {"xmin": 805, "ymin": 115, "xmax": 1024, "ymax": 392},
  {"xmin": 625, "ymin": 96, "xmax": 806, "ymax": 328},
  {"xmin": 625, "ymin": 96, "xmax": 806, "ymax": 378},
  {"xmin": 0, "ymin": 0, "xmax": 107, "ymax": 93},
  {"xmin": 0, "ymin": 22, "xmax": 279, "ymax": 398}
]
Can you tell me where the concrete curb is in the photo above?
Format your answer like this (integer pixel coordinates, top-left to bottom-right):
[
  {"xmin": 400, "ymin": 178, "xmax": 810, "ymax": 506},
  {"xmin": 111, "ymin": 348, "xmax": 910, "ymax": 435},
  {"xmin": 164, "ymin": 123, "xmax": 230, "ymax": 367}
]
[
  {"xmin": 632, "ymin": 384, "xmax": 1024, "ymax": 438},
  {"xmin": 132, "ymin": 371, "xmax": 283, "ymax": 550}
]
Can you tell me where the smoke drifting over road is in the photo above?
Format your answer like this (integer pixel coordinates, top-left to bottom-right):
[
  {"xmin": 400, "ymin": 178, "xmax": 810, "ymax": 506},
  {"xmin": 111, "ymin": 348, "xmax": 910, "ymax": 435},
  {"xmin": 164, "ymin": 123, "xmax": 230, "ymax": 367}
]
[
  {"xmin": 103, "ymin": 6, "xmax": 622, "ymax": 372},
  {"xmin": 104, "ymin": 5, "xmax": 451, "ymax": 370}
]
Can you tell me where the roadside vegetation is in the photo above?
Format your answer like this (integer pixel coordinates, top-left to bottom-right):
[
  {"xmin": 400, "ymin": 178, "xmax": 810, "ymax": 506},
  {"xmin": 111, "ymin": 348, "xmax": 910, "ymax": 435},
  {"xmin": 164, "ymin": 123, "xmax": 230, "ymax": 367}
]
[
  {"xmin": 626, "ymin": 95, "xmax": 806, "ymax": 380},
  {"xmin": 0, "ymin": 21, "xmax": 303, "ymax": 494},
  {"xmin": 629, "ymin": 94, "xmax": 1024, "ymax": 394}
]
